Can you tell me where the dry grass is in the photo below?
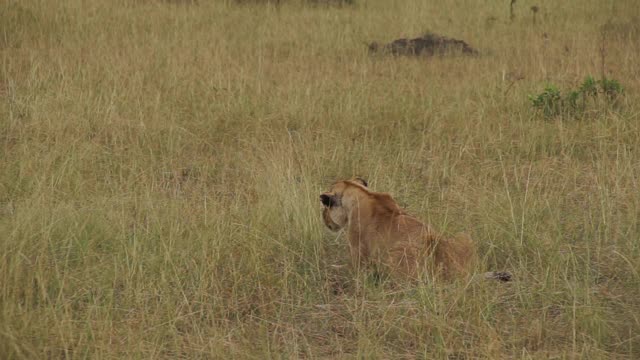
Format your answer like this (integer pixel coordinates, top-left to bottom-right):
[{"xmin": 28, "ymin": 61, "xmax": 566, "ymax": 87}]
[{"xmin": 1, "ymin": 0, "xmax": 640, "ymax": 358}]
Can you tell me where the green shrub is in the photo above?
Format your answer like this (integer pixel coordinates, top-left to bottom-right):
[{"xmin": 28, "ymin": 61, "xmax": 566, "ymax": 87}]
[
  {"xmin": 529, "ymin": 76, "xmax": 624, "ymax": 119},
  {"xmin": 529, "ymin": 85, "xmax": 562, "ymax": 117}
]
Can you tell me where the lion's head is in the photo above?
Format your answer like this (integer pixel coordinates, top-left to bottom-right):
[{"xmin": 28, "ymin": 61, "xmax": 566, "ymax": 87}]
[{"xmin": 320, "ymin": 177, "xmax": 368, "ymax": 232}]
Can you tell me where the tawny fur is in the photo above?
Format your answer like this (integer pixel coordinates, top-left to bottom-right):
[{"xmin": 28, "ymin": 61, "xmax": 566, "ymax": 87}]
[{"xmin": 320, "ymin": 178, "xmax": 476, "ymax": 281}]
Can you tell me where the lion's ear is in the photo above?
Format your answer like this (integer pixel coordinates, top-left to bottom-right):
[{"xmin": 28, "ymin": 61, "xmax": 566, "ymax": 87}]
[
  {"xmin": 320, "ymin": 194, "xmax": 338, "ymax": 207},
  {"xmin": 353, "ymin": 177, "xmax": 368, "ymax": 187}
]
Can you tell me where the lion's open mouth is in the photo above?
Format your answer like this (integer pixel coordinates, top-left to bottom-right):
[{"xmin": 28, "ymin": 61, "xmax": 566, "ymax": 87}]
[{"xmin": 320, "ymin": 193, "xmax": 336, "ymax": 207}]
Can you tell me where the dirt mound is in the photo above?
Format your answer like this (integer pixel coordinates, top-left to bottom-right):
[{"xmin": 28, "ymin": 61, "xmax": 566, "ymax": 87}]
[{"xmin": 368, "ymin": 32, "xmax": 479, "ymax": 57}]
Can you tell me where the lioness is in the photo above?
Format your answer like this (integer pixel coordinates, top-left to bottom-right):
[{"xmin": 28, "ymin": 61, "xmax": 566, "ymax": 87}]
[{"xmin": 320, "ymin": 178, "xmax": 476, "ymax": 281}]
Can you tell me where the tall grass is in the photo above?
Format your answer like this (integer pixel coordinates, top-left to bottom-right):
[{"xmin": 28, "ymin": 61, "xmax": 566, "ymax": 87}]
[{"xmin": 1, "ymin": 0, "xmax": 639, "ymax": 357}]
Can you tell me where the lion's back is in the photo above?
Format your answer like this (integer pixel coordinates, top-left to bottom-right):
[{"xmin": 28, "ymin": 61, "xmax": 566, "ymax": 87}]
[{"xmin": 434, "ymin": 233, "xmax": 476, "ymax": 279}]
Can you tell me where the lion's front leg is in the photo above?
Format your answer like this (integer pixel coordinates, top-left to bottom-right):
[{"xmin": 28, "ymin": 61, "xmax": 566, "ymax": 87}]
[{"xmin": 348, "ymin": 238, "xmax": 370, "ymax": 271}]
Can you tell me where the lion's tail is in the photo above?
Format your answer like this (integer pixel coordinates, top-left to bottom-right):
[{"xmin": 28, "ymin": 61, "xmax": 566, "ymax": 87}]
[
  {"xmin": 433, "ymin": 233, "xmax": 513, "ymax": 282},
  {"xmin": 483, "ymin": 271, "xmax": 513, "ymax": 282}
]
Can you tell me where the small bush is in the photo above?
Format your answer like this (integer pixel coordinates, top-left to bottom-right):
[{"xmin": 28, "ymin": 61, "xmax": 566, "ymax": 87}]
[
  {"xmin": 529, "ymin": 76, "xmax": 624, "ymax": 119},
  {"xmin": 529, "ymin": 85, "xmax": 562, "ymax": 118}
]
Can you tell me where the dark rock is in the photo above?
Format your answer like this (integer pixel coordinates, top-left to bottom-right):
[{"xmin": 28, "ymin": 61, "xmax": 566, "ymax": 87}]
[{"xmin": 369, "ymin": 32, "xmax": 479, "ymax": 57}]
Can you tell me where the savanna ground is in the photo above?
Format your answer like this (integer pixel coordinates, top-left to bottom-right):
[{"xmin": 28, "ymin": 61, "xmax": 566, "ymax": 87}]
[{"xmin": 1, "ymin": 0, "xmax": 640, "ymax": 358}]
